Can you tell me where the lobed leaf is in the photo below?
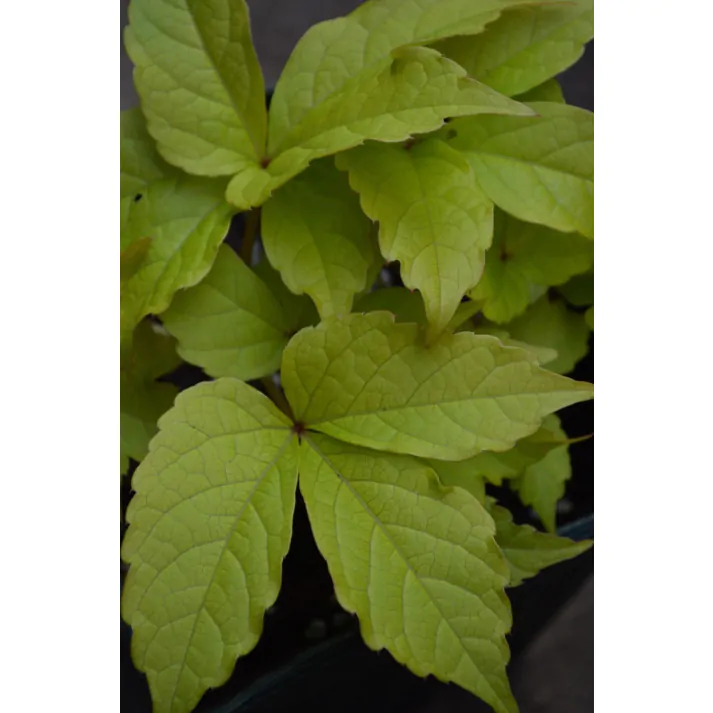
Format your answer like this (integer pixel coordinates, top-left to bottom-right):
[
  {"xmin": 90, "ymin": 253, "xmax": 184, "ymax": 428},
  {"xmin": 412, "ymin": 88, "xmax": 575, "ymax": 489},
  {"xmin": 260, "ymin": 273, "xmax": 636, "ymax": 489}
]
[
  {"xmin": 162, "ymin": 245, "xmax": 313, "ymax": 381},
  {"xmin": 125, "ymin": 0, "xmax": 267, "ymax": 175},
  {"xmin": 261, "ymin": 159, "xmax": 375, "ymax": 319},
  {"xmin": 122, "ymin": 379, "xmax": 298, "ymax": 713},
  {"xmin": 282, "ymin": 312, "xmax": 593, "ymax": 460},
  {"xmin": 300, "ymin": 433, "xmax": 517, "ymax": 713},
  {"xmin": 440, "ymin": 102, "xmax": 594, "ymax": 238},
  {"xmin": 338, "ymin": 138, "xmax": 494, "ymax": 337}
]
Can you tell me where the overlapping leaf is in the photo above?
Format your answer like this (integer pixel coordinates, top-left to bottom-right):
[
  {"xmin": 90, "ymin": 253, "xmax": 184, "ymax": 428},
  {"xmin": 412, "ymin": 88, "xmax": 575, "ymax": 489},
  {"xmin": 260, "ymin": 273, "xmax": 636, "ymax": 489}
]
[
  {"xmin": 120, "ymin": 177, "xmax": 234, "ymax": 341},
  {"xmin": 440, "ymin": 102, "xmax": 593, "ymax": 238},
  {"xmin": 226, "ymin": 47, "xmax": 534, "ymax": 210},
  {"xmin": 433, "ymin": 1, "xmax": 593, "ymax": 98},
  {"xmin": 125, "ymin": 0, "xmax": 267, "ymax": 175},
  {"xmin": 503, "ymin": 295, "xmax": 591, "ymax": 375},
  {"xmin": 282, "ymin": 312, "xmax": 593, "ymax": 460},
  {"xmin": 514, "ymin": 78, "xmax": 565, "ymax": 104},
  {"xmin": 488, "ymin": 501, "xmax": 592, "ymax": 586},
  {"xmin": 468, "ymin": 210, "xmax": 593, "ymax": 324},
  {"xmin": 162, "ymin": 245, "xmax": 314, "ymax": 381},
  {"xmin": 300, "ymin": 434, "xmax": 517, "ymax": 713},
  {"xmin": 339, "ymin": 138, "xmax": 494, "ymax": 336},
  {"xmin": 122, "ymin": 379, "xmax": 298, "ymax": 713},
  {"xmin": 261, "ymin": 159, "xmax": 375, "ymax": 319}
]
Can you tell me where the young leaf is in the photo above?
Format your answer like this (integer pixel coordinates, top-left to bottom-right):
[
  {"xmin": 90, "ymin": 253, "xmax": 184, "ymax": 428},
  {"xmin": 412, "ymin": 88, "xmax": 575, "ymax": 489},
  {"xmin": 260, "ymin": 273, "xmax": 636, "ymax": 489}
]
[
  {"xmin": 122, "ymin": 379, "xmax": 298, "ymax": 713},
  {"xmin": 120, "ymin": 177, "xmax": 234, "ymax": 339},
  {"xmin": 121, "ymin": 108, "xmax": 179, "ymax": 198},
  {"xmin": 120, "ymin": 321, "xmax": 181, "ymax": 474},
  {"xmin": 513, "ymin": 78, "xmax": 565, "ymax": 104},
  {"xmin": 467, "ymin": 325, "xmax": 559, "ymax": 367},
  {"xmin": 162, "ymin": 245, "xmax": 312, "ymax": 381},
  {"xmin": 468, "ymin": 210, "xmax": 594, "ymax": 324},
  {"xmin": 353, "ymin": 287, "xmax": 428, "ymax": 324},
  {"xmin": 268, "ymin": 0, "xmax": 536, "ymax": 149},
  {"xmin": 503, "ymin": 295, "xmax": 591, "ymax": 374},
  {"xmin": 227, "ymin": 47, "xmax": 533, "ymax": 210},
  {"xmin": 558, "ymin": 270, "xmax": 594, "ymax": 307},
  {"xmin": 585, "ymin": 306, "xmax": 594, "ymax": 329},
  {"xmin": 261, "ymin": 159, "xmax": 375, "ymax": 319},
  {"xmin": 125, "ymin": 0, "xmax": 266, "ymax": 175},
  {"xmin": 338, "ymin": 138, "xmax": 494, "ymax": 337},
  {"xmin": 300, "ymin": 434, "xmax": 517, "ymax": 713},
  {"xmin": 441, "ymin": 102, "xmax": 594, "ymax": 238},
  {"xmin": 433, "ymin": 1, "xmax": 594, "ymax": 98},
  {"xmin": 488, "ymin": 502, "xmax": 592, "ymax": 586},
  {"xmin": 282, "ymin": 312, "xmax": 593, "ymax": 460},
  {"xmin": 426, "ymin": 459, "xmax": 487, "ymax": 503},
  {"xmin": 511, "ymin": 415, "xmax": 572, "ymax": 532}
]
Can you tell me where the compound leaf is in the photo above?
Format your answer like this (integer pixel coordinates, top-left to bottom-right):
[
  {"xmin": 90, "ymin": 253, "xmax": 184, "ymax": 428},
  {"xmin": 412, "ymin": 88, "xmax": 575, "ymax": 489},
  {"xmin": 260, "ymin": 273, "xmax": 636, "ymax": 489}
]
[
  {"xmin": 162, "ymin": 245, "xmax": 312, "ymax": 381},
  {"xmin": 468, "ymin": 210, "xmax": 593, "ymax": 324},
  {"xmin": 261, "ymin": 159, "xmax": 375, "ymax": 319},
  {"xmin": 122, "ymin": 379, "xmax": 298, "ymax": 713},
  {"xmin": 125, "ymin": 0, "xmax": 266, "ymax": 175},
  {"xmin": 489, "ymin": 502, "xmax": 592, "ymax": 585},
  {"xmin": 339, "ymin": 138, "xmax": 494, "ymax": 337},
  {"xmin": 120, "ymin": 177, "xmax": 234, "ymax": 340},
  {"xmin": 300, "ymin": 433, "xmax": 517, "ymax": 713},
  {"xmin": 441, "ymin": 102, "xmax": 593, "ymax": 238},
  {"xmin": 282, "ymin": 312, "xmax": 593, "ymax": 460},
  {"xmin": 433, "ymin": 1, "xmax": 593, "ymax": 98},
  {"xmin": 503, "ymin": 295, "xmax": 591, "ymax": 374}
]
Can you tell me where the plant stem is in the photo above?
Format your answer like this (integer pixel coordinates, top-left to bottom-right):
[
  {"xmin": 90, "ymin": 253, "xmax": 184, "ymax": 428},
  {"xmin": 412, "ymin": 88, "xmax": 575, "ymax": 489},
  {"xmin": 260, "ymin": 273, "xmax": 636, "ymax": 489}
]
[
  {"xmin": 261, "ymin": 377, "xmax": 294, "ymax": 421},
  {"xmin": 241, "ymin": 207, "xmax": 260, "ymax": 265}
]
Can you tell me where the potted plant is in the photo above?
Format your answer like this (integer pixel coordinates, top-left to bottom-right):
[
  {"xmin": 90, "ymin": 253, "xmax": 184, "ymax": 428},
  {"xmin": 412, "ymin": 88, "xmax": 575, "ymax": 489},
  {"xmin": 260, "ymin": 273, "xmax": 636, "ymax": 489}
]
[{"xmin": 120, "ymin": 2, "xmax": 595, "ymax": 713}]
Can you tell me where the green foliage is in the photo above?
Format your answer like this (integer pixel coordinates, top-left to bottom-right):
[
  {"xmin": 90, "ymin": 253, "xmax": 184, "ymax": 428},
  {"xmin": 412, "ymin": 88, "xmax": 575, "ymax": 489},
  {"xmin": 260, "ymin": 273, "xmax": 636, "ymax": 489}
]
[{"xmin": 120, "ymin": 2, "xmax": 594, "ymax": 711}]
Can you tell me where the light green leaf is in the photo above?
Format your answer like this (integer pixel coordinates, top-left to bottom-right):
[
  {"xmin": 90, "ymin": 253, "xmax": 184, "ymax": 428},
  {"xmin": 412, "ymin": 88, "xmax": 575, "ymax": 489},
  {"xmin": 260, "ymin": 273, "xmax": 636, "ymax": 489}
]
[
  {"xmin": 121, "ymin": 108, "xmax": 180, "ymax": 198},
  {"xmin": 339, "ymin": 138, "xmax": 494, "ymax": 337},
  {"xmin": 261, "ymin": 159, "xmax": 375, "ymax": 319},
  {"xmin": 585, "ymin": 306, "xmax": 594, "ymax": 330},
  {"xmin": 227, "ymin": 47, "xmax": 534, "ymax": 210},
  {"xmin": 558, "ymin": 270, "xmax": 594, "ymax": 307},
  {"xmin": 300, "ymin": 433, "xmax": 517, "ymax": 713},
  {"xmin": 426, "ymin": 458, "xmax": 487, "ymax": 503},
  {"xmin": 468, "ymin": 326, "xmax": 559, "ymax": 366},
  {"xmin": 468, "ymin": 210, "xmax": 593, "ymax": 324},
  {"xmin": 122, "ymin": 379, "xmax": 298, "ymax": 713},
  {"xmin": 282, "ymin": 312, "xmax": 593, "ymax": 460},
  {"xmin": 503, "ymin": 295, "xmax": 591, "ymax": 374},
  {"xmin": 353, "ymin": 287, "xmax": 427, "ymax": 324},
  {"xmin": 162, "ymin": 245, "xmax": 311, "ymax": 381},
  {"xmin": 125, "ymin": 0, "xmax": 266, "ymax": 175},
  {"xmin": 268, "ymin": 0, "xmax": 535, "ymax": 149},
  {"xmin": 513, "ymin": 78, "xmax": 565, "ymax": 104},
  {"xmin": 441, "ymin": 102, "xmax": 594, "ymax": 238},
  {"xmin": 433, "ymin": 2, "xmax": 593, "ymax": 97},
  {"xmin": 120, "ymin": 177, "xmax": 234, "ymax": 339},
  {"xmin": 511, "ymin": 415, "xmax": 571, "ymax": 532},
  {"xmin": 488, "ymin": 502, "xmax": 592, "ymax": 586},
  {"xmin": 120, "ymin": 321, "xmax": 181, "ymax": 473}
]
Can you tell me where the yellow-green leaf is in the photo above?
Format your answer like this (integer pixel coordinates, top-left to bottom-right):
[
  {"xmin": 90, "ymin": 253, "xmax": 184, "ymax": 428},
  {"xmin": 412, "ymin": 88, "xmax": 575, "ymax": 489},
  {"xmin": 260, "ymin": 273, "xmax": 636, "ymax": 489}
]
[
  {"xmin": 300, "ymin": 433, "xmax": 517, "ymax": 713},
  {"xmin": 282, "ymin": 312, "xmax": 593, "ymax": 460},
  {"xmin": 122, "ymin": 379, "xmax": 298, "ymax": 713}
]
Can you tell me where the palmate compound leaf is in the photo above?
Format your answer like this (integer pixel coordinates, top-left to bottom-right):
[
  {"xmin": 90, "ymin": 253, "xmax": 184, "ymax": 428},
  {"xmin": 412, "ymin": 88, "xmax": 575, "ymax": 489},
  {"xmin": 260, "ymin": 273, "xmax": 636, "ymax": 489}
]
[
  {"xmin": 120, "ymin": 320, "xmax": 182, "ymax": 475},
  {"xmin": 261, "ymin": 158, "xmax": 376, "ymax": 320},
  {"xmin": 337, "ymin": 138, "xmax": 494, "ymax": 338},
  {"xmin": 225, "ymin": 46, "xmax": 534, "ymax": 210},
  {"xmin": 299, "ymin": 433, "xmax": 517, "ymax": 713},
  {"xmin": 510, "ymin": 414, "xmax": 572, "ymax": 532},
  {"xmin": 439, "ymin": 102, "xmax": 593, "ymax": 238},
  {"xmin": 432, "ymin": 1, "xmax": 594, "ymax": 98},
  {"xmin": 282, "ymin": 312, "xmax": 593, "ymax": 461},
  {"xmin": 122, "ymin": 379, "xmax": 299, "ymax": 713},
  {"xmin": 162, "ymin": 245, "xmax": 315, "ymax": 381},
  {"xmin": 120, "ymin": 176, "xmax": 235, "ymax": 342},
  {"xmin": 467, "ymin": 210, "xmax": 594, "ymax": 324},
  {"xmin": 124, "ymin": 0, "xmax": 267, "ymax": 176},
  {"xmin": 488, "ymin": 501, "xmax": 592, "ymax": 586},
  {"xmin": 502, "ymin": 294, "xmax": 591, "ymax": 375}
]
